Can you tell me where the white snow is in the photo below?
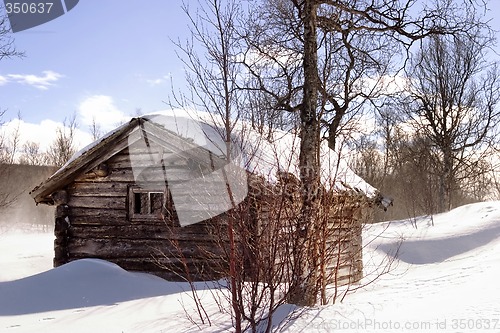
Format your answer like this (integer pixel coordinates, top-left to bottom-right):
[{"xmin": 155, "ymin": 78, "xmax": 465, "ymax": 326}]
[
  {"xmin": 144, "ymin": 110, "xmax": 379, "ymax": 197},
  {"xmin": 54, "ymin": 110, "xmax": 379, "ymax": 199},
  {"xmin": 2, "ymin": 201, "xmax": 500, "ymax": 332}
]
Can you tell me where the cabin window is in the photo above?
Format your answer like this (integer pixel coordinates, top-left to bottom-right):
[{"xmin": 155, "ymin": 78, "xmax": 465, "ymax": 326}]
[
  {"xmin": 133, "ymin": 191, "xmax": 163, "ymax": 215},
  {"xmin": 128, "ymin": 186, "xmax": 176, "ymax": 222}
]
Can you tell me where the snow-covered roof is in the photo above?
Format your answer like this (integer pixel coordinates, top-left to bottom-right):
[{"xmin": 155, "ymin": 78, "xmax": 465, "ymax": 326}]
[
  {"xmin": 31, "ymin": 110, "xmax": 383, "ymax": 207},
  {"xmin": 140, "ymin": 110, "xmax": 379, "ymax": 196}
]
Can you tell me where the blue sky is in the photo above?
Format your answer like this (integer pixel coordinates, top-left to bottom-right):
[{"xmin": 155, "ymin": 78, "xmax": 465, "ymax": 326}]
[
  {"xmin": 1, "ymin": 1, "xmax": 193, "ymax": 148},
  {"xmin": 1, "ymin": 0, "xmax": 500, "ymax": 151}
]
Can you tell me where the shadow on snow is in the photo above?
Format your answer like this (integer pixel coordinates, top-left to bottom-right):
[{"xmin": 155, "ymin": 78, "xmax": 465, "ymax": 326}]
[
  {"xmin": 378, "ymin": 222, "xmax": 500, "ymax": 265},
  {"xmin": 0, "ymin": 258, "xmax": 213, "ymax": 316}
]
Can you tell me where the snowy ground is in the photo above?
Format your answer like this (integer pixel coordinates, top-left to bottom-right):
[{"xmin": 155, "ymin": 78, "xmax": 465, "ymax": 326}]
[{"xmin": 1, "ymin": 201, "xmax": 500, "ymax": 332}]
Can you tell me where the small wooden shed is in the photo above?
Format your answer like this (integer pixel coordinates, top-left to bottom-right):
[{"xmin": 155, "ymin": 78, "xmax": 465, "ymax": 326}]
[{"xmin": 31, "ymin": 112, "xmax": 384, "ymax": 284}]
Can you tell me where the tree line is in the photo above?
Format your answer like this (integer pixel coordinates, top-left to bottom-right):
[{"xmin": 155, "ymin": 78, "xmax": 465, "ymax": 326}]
[
  {"xmin": 350, "ymin": 30, "xmax": 500, "ymax": 221},
  {"xmin": 0, "ymin": 114, "xmax": 78, "ymax": 167}
]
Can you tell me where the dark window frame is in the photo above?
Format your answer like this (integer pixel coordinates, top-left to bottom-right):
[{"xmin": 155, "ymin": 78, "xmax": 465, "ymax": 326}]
[{"xmin": 128, "ymin": 185, "xmax": 174, "ymax": 222}]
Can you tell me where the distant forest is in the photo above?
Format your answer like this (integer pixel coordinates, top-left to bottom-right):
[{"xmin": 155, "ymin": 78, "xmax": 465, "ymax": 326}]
[{"xmin": 0, "ymin": 164, "xmax": 56, "ymax": 230}]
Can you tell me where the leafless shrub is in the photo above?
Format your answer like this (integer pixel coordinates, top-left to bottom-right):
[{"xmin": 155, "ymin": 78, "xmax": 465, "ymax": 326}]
[
  {"xmin": 45, "ymin": 115, "xmax": 78, "ymax": 167},
  {"xmin": 0, "ymin": 9, "xmax": 24, "ymax": 61}
]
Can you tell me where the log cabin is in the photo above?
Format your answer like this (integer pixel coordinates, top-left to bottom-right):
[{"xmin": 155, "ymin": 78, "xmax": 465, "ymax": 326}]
[{"xmin": 31, "ymin": 111, "xmax": 389, "ymax": 285}]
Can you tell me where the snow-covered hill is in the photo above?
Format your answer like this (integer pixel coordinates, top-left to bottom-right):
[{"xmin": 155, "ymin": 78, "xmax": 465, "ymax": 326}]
[{"xmin": 1, "ymin": 201, "xmax": 500, "ymax": 332}]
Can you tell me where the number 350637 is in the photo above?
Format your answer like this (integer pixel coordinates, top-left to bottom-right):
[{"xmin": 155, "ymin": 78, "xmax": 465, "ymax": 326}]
[{"xmin": 5, "ymin": 2, "xmax": 54, "ymax": 14}]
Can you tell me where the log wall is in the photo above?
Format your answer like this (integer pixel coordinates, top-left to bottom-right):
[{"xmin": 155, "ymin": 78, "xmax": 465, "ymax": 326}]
[
  {"xmin": 54, "ymin": 144, "xmax": 368, "ymax": 286},
  {"xmin": 324, "ymin": 193, "xmax": 369, "ymax": 286},
  {"xmin": 243, "ymin": 173, "xmax": 367, "ymax": 287},
  {"xmin": 54, "ymin": 145, "xmax": 231, "ymax": 281}
]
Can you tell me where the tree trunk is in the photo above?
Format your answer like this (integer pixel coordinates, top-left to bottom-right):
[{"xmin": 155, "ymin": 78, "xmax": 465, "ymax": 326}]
[
  {"xmin": 288, "ymin": 0, "xmax": 321, "ymax": 307},
  {"xmin": 440, "ymin": 146, "xmax": 454, "ymax": 212}
]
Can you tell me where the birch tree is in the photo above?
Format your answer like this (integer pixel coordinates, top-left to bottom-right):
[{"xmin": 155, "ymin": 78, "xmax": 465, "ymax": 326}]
[{"xmin": 241, "ymin": 0, "xmax": 490, "ymax": 305}]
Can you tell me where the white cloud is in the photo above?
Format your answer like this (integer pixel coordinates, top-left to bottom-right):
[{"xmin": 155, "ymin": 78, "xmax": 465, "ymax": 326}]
[
  {"xmin": 77, "ymin": 95, "xmax": 130, "ymax": 132},
  {"xmin": 0, "ymin": 75, "xmax": 7, "ymax": 86},
  {"xmin": 7, "ymin": 70, "xmax": 63, "ymax": 90},
  {"xmin": 1, "ymin": 118, "xmax": 93, "ymax": 156},
  {"xmin": 146, "ymin": 74, "xmax": 171, "ymax": 86}
]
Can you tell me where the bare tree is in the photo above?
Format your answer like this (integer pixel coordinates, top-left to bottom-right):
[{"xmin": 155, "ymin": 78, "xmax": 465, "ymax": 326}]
[
  {"xmin": 171, "ymin": 1, "xmax": 311, "ymax": 331},
  {"xmin": 45, "ymin": 116, "xmax": 78, "ymax": 167},
  {"xmin": 0, "ymin": 112, "xmax": 22, "ymax": 215},
  {"xmin": 349, "ymin": 135, "xmax": 384, "ymax": 187},
  {"xmin": 18, "ymin": 141, "xmax": 46, "ymax": 165},
  {"xmin": 0, "ymin": 9, "xmax": 24, "ymax": 163},
  {"xmin": 491, "ymin": 158, "xmax": 500, "ymax": 200},
  {"xmin": 172, "ymin": 0, "xmax": 246, "ymax": 331},
  {"xmin": 1, "ymin": 8, "xmax": 24, "ymax": 61},
  {"xmin": 0, "ymin": 117, "xmax": 20, "ymax": 164},
  {"xmin": 239, "ymin": 0, "xmax": 490, "ymax": 306},
  {"xmin": 0, "ymin": 114, "xmax": 23, "ymax": 212},
  {"xmin": 0, "ymin": 10, "xmax": 24, "ymax": 214},
  {"xmin": 89, "ymin": 117, "xmax": 103, "ymax": 141},
  {"xmin": 242, "ymin": 87, "xmax": 299, "ymax": 139},
  {"xmin": 402, "ymin": 30, "xmax": 500, "ymax": 212}
]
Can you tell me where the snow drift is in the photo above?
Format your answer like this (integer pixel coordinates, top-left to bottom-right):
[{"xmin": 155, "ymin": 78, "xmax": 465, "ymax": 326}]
[
  {"xmin": 1, "ymin": 201, "xmax": 500, "ymax": 332},
  {"xmin": 0, "ymin": 259, "xmax": 179, "ymax": 316}
]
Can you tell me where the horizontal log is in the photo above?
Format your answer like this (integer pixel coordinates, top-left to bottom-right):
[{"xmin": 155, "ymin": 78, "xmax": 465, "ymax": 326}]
[
  {"xmin": 148, "ymin": 270, "xmax": 228, "ymax": 282},
  {"xmin": 323, "ymin": 241, "xmax": 361, "ymax": 250},
  {"xmin": 67, "ymin": 237, "xmax": 229, "ymax": 259},
  {"xmin": 323, "ymin": 263, "xmax": 357, "ymax": 274},
  {"xmin": 68, "ymin": 182, "xmax": 128, "ymax": 197},
  {"xmin": 323, "ymin": 258, "xmax": 358, "ymax": 270},
  {"xmin": 326, "ymin": 218, "xmax": 362, "ymax": 226},
  {"xmin": 322, "ymin": 253, "xmax": 358, "ymax": 263},
  {"xmin": 70, "ymin": 253, "xmax": 228, "ymax": 269},
  {"xmin": 109, "ymin": 151, "xmax": 186, "ymax": 169},
  {"xmin": 69, "ymin": 209, "xmax": 128, "ymax": 224},
  {"xmin": 324, "ymin": 264, "xmax": 353, "ymax": 275},
  {"xmin": 321, "ymin": 227, "xmax": 361, "ymax": 235},
  {"xmin": 75, "ymin": 167, "xmax": 224, "ymax": 183},
  {"xmin": 173, "ymin": 201, "xmax": 234, "ymax": 214},
  {"xmin": 73, "ymin": 212, "xmax": 206, "ymax": 231},
  {"xmin": 67, "ymin": 212, "xmax": 228, "ymax": 231},
  {"xmin": 323, "ymin": 244, "xmax": 358, "ymax": 254},
  {"xmin": 68, "ymin": 196, "xmax": 126, "ymax": 210},
  {"xmin": 135, "ymin": 167, "xmax": 231, "ymax": 183},
  {"xmin": 125, "ymin": 139, "xmax": 172, "ymax": 154},
  {"xmin": 75, "ymin": 168, "xmax": 135, "ymax": 182},
  {"xmin": 68, "ymin": 224, "xmax": 226, "ymax": 242}
]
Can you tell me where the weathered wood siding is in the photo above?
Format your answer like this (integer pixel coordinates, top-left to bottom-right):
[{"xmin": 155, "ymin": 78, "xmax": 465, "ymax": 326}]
[
  {"xmin": 54, "ymin": 143, "xmax": 231, "ymax": 281},
  {"xmin": 323, "ymin": 193, "xmax": 368, "ymax": 286},
  {"xmin": 54, "ymin": 142, "xmax": 367, "ymax": 286},
  {"xmin": 242, "ymin": 173, "xmax": 366, "ymax": 287}
]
